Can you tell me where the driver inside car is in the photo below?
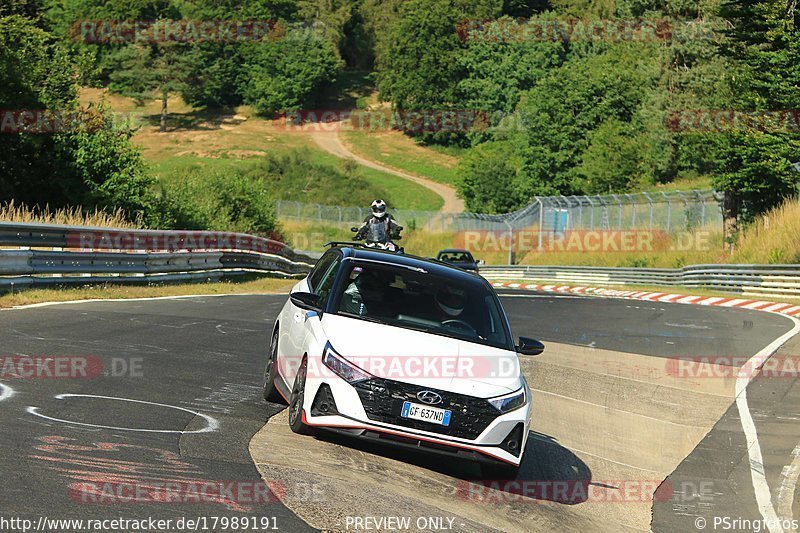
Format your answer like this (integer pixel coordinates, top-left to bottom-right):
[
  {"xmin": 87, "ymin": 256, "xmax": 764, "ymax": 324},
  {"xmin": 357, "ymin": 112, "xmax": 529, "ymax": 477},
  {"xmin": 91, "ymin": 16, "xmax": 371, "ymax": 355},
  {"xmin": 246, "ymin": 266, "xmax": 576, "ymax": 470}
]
[
  {"xmin": 433, "ymin": 286, "xmax": 483, "ymax": 339},
  {"xmin": 340, "ymin": 268, "xmax": 391, "ymax": 317}
]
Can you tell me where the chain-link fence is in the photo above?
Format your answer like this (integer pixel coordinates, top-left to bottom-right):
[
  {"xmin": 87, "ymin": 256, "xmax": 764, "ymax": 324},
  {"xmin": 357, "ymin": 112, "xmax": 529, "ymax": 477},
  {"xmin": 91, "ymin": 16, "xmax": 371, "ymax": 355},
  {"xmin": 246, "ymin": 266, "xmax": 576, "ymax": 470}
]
[{"xmin": 276, "ymin": 189, "xmax": 723, "ymax": 235}]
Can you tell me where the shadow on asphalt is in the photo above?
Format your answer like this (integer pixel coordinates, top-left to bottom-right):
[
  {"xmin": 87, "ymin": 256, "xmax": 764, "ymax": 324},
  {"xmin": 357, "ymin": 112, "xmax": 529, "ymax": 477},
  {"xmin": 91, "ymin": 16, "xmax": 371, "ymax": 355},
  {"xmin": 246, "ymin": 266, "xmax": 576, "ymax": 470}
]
[{"xmin": 314, "ymin": 429, "xmax": 593, "ymax": 505}]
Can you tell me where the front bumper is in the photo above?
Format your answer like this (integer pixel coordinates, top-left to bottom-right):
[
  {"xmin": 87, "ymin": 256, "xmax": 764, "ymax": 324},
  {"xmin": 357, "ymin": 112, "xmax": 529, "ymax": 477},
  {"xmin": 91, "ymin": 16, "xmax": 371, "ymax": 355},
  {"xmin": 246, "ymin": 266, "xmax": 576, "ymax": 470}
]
[{"xmin": 300, "ymin": 373, "xmax": 532, "ymax": 466}]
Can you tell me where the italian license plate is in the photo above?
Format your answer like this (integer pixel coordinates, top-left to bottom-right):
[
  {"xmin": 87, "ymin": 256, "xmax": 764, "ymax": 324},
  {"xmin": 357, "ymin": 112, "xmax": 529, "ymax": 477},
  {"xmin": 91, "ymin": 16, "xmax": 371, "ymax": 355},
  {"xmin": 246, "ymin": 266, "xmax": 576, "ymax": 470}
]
[{"xmin": 401, "ymin": 401, "xmax": 452, "ymax": 426}]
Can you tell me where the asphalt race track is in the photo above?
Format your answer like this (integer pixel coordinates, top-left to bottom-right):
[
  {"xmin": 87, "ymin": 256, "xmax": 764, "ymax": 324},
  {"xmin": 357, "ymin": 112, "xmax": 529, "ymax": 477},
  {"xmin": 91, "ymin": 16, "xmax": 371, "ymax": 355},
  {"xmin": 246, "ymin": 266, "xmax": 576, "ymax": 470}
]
[{"xmin": 0, "ymin": 291, "xmax": 798, "ymax": 532}]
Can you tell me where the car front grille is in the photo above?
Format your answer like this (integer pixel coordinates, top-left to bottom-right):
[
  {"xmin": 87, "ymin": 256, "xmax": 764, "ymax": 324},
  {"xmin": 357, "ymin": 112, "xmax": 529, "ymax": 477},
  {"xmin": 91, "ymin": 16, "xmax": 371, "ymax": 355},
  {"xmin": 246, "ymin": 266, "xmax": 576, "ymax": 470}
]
[{"xmin": 353, "ymin": 378, "xmax": 499, "ymax": 440}]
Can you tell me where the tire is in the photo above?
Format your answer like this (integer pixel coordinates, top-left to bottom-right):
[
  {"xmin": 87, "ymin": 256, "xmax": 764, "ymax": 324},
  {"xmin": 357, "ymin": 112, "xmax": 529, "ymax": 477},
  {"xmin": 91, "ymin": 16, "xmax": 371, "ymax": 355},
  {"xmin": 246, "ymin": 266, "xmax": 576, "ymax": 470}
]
[
  {"xmin": 288, "ymin": 357, "xmax": 316, "ymax": 435},
  {"xmin": 262, "ymin": 327, "xmax": 287, "ymax": 404}
]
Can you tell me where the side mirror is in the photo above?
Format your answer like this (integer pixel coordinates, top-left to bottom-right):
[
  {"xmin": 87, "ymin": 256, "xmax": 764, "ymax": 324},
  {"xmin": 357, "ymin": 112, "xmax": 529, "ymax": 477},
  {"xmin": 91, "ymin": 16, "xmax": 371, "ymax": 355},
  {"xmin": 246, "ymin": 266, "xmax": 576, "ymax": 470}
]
[
  {"xmin": 290, "ymin": 292, "xmax": 322, "ymax": 311},
  {"xmin": 516, "ymin": 337, "xmax": 544, "ymax": 356}
]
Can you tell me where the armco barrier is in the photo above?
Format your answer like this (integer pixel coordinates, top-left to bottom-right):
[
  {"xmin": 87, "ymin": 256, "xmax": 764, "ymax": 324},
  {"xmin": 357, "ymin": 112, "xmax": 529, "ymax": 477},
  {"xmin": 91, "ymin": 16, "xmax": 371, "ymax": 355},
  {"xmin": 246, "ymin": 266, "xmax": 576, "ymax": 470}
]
[
  {"xmin": 0, "ymin": 222, "xmax": 316, "ymax": 292},
  {"xmin": 479, "ymin": 265, "xmax": 800, "ymax": 298},
  {"xmin": 4, "ymin": 221, "xmax": 798, "ymax": 298}
]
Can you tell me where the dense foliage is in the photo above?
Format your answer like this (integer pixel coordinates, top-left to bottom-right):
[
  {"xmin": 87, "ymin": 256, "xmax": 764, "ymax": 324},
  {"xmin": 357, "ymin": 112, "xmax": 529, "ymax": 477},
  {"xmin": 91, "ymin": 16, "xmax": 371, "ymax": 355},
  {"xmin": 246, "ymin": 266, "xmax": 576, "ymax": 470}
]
[
  {"xmin": 2, "ymin": 0, "xmax": 798, "ymax": 230},
  {"xmin": 0, "ymin": 14, "xmax": 155, "ymax": 221},
  {"xmin": 374, "ymin": 0, "xmax": 800, "ymax": 218}
]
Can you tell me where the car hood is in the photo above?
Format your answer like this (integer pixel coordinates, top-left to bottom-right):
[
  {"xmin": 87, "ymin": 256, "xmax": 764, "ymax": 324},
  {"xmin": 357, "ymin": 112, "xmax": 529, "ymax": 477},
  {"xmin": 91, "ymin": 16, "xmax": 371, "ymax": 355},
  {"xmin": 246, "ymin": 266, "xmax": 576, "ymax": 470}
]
[{"xmin": 320, "ymin": 314, "xmax": 521, "ymax": 398}]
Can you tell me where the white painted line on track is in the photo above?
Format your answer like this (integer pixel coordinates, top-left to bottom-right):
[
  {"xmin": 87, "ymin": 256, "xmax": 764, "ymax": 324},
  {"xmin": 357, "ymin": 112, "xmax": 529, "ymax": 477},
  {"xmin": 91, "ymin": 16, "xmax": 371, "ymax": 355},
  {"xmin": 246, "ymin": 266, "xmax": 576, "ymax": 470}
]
[
  {"xmin": 777, "ymin": 444, "xmax": 800, "ymax": 521},
  {"xmin": 0, "ymin": 383, "xmax": 13, "ymax": 402},
  {"xmin": 26, "ymin": 394, "xmax": 219, "ymax": 434},
  {"xmin": 736, "ymin": 314, "xmax": 800, "ymax": 533},
  {"xmin": 494, "ymin": 279, "xmax": 800, "ymax": 524}
]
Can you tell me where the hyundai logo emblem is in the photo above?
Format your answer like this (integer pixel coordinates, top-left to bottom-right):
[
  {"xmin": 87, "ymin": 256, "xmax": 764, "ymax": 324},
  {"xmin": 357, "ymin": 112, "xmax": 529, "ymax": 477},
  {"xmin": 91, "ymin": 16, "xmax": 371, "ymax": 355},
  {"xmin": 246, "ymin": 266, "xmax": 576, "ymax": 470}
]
[{"xmin": 416, "ymin": 390, "xmax": 442, "ymax": 405}]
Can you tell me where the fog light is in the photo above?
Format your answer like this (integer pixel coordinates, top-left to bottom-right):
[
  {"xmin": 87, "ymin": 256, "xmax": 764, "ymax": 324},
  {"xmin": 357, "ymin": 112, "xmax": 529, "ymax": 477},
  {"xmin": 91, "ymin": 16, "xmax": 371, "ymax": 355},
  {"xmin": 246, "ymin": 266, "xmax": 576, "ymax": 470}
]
[
  {"xmin": 500, "ymin": 423, "xmax": 524, "ymax": 457},
  {"xmin": 311, "ymin": 384, "xmax": 339, "ymax": 416}
]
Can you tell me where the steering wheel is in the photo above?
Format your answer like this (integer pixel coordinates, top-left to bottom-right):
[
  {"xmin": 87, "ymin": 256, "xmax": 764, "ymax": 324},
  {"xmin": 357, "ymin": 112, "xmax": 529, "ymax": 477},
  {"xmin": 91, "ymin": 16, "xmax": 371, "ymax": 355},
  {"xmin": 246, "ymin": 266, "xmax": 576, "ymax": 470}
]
[{"xmin": 441, "ymin": 319, "xmax": 478, "ymax": 336}]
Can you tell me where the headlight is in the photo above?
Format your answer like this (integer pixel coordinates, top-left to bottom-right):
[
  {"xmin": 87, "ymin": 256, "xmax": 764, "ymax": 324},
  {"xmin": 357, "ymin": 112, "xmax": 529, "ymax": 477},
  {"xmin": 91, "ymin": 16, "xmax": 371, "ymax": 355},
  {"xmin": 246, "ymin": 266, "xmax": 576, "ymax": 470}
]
[
  {"xmin": 322, "ymin": 343, "xmax": 371, "ymax": 384},
  {"xmin": 488, "ymin": 388, "xmax": 527, "ymax": 413}
]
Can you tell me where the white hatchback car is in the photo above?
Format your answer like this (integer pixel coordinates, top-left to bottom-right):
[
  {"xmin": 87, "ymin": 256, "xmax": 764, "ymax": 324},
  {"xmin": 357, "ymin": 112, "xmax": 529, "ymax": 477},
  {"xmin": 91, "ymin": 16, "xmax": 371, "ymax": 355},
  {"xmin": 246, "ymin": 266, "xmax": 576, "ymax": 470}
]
[{"xmin": 263, "ymin": 244, "xmax": 543, "ymax": 476}]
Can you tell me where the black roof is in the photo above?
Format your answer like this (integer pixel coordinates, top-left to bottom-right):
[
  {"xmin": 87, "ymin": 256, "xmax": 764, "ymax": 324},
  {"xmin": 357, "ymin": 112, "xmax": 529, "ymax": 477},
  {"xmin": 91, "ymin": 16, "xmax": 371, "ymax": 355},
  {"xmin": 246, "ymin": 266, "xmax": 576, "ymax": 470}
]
[
  {"xmin": 437, "ymin": 248, "xmax": 473, "ymax": 254},
  {"xmin": 337, "ymin": 246, "xmax": 482, "ymax": 284}
]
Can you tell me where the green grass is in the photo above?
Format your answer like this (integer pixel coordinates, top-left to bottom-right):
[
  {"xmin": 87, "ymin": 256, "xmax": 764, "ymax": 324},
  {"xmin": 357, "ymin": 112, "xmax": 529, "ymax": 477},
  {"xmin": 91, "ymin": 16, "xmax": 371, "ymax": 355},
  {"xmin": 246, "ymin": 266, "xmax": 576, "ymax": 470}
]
[
  {"xmin": 340, "ymin": 129, "xmax": 460, "ymax": 187},
  {"xmin": 302, "ymin": 149, "xmax": 443, "ymax": 210},
  {"xmin": 81, "ymin": 88, "xmax": 444, "ymax": 210},
  {"xmin": 425, "ymin": 144, "xmax": 469, "ymax": 158}
]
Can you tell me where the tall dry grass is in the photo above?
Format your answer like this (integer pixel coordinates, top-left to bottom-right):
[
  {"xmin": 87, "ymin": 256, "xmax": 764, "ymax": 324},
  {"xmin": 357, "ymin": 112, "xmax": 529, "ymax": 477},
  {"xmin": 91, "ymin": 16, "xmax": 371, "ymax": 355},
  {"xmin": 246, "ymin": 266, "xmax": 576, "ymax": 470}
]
[
  {"xmin": 0, "ymin": 200, "xmax": 141, "ymax": 228},
  {"xmin": 734, "ymin": 199, "xmax": 800, "ymax": 264}
]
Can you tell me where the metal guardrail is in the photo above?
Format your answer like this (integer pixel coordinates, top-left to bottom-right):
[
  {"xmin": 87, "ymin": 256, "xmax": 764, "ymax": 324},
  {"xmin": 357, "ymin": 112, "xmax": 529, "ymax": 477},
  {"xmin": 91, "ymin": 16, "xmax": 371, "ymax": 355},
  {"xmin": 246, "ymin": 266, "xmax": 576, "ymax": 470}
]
[
  {"xmin": 479, "ymin": 264, "xmax": 800, "ymax": 298},
  {"xmin": 0, "ymin": 222, "xmax": 316, "ymax": 292},
  {"xmin": 3, "ymin": 221, "xmax": 797, "ymax": 300}
]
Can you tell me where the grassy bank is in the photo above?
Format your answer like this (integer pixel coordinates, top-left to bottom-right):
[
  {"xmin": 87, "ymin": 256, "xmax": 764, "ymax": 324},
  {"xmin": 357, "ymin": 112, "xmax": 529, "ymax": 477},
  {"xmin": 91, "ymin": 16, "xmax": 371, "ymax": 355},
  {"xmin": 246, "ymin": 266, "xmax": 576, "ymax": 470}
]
[
  {"xmin": 79, "ymin": 89, "xmax": 443, "ymax": 211},
  {"xmin": 0, "ymin": 276, "xmax": 295, "ymax": 308},
  {"xmin": 340, "ymin": 129, "xmax": 460, "ymax": 186}
]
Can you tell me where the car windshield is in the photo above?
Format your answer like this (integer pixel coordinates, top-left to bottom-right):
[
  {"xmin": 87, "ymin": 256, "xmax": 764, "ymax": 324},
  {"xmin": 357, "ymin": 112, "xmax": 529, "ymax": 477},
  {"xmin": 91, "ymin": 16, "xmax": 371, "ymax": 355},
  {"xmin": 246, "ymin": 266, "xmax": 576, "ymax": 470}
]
[
  {"xmin": 333, "ymin": 262, "xmax": 511, "ymax": 350},
  {"xmin": 439, "ymin": 252, "xmax": 473, "ymax": 262}
]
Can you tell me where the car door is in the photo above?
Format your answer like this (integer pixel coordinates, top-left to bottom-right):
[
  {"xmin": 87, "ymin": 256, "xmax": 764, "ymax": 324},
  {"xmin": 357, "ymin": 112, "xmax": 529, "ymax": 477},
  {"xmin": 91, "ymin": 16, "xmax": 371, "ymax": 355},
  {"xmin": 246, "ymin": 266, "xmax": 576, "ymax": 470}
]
[{"xmin": 282, "ymin": 250, "xmax": 342, "ymax": 385}]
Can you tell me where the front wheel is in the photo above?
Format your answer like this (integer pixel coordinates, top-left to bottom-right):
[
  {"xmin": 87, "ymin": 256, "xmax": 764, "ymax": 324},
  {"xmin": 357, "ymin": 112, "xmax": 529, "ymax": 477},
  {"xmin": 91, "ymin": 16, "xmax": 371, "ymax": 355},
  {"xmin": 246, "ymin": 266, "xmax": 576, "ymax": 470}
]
[
  {"xmin": 263, "ymin": 328, "xmax": 286, "ymax": 404},
  {"xmin": 288, "ymin": 357, "xmax": 316, "ymax": 435}
]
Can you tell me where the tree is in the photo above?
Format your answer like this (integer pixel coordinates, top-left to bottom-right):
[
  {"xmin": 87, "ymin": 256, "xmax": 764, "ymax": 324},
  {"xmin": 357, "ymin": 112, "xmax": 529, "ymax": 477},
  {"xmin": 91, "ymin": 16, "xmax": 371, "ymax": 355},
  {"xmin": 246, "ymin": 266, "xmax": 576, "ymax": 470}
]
[
  {"xmin": 240, "ymin": 31, "xmax": 342, "ymax": 115},
  {"xmin": 0, "ymin": 14, "xmax": 81, "ymax": 205},
  {"xmin": 0, "ymin": 15, "xmax": 155, "ymax": 221},
  {"xmin": 575, "ymin": 119, "xmax": 646, "ymax": 194},
  {"xmin": 456, "ymin": 16, "xmax": 566, "ymax": 144},
  {"xmin": 57, "ymin": 103, "xmax": 156, "ymax": 221},
  {"xmin": 457, "ymin": 140, "xmax": 526, "ymax": 212},
  {"xmin": 713, "ymin": 0, "xmax": 800, "ymax": 223},
  {"xmin": 108, "ymin": 42, "xmax": 192, "ymax": 132},
  {"xmin": 376, "ymin": 0, "xmax": 501, "ymax": 110}
]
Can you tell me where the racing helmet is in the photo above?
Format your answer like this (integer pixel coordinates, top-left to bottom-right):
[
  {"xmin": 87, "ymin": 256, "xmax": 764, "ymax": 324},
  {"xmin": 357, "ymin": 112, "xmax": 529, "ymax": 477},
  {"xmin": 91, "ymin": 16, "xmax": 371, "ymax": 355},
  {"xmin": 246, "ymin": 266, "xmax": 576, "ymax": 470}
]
[
  {"xmin": 371, "ymin": 199, "xmax": 387, "ymax": 219},
  {"xmin": 435, "ymin": 285, "xmax": 467, "ymax": 317}
]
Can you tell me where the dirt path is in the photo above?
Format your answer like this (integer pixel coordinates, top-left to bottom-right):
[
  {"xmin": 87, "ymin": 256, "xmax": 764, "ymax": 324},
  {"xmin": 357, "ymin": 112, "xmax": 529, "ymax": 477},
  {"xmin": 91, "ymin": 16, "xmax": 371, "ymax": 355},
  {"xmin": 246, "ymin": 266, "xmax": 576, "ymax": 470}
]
[{"xmin": 311, "ymin": 127, "xmax": 465, "ymax": 213}]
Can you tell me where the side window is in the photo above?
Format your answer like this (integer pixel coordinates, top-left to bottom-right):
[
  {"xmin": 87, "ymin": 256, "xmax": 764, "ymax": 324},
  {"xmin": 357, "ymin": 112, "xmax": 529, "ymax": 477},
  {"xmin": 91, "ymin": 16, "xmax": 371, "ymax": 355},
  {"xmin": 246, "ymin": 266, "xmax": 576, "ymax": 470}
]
[
  {"xmin": 314, "ymin": 256, "xmax": 342, "ymax": 306},
  {"xmin": 308, "ymin": 252, "xmax": 338, "ymax": 291}
]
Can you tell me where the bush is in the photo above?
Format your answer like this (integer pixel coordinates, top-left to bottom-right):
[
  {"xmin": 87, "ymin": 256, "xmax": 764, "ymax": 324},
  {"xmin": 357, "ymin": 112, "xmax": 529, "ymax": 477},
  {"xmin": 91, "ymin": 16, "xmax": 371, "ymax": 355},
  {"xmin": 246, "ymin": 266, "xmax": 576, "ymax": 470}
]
[
  {"xmin": 155, "ymin": 170, "xmax": 279, "ymax": 237},
  {"xmin": 457, "ymin": 141, "xmax": 526, "ymax": 213},
  {"xmin": 249, "ymin": 148, "xmax": 389, "ymax": 206},
  {"xmin": 57, "ymin": 104, "xmax": 156, "ymax": 222}
]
